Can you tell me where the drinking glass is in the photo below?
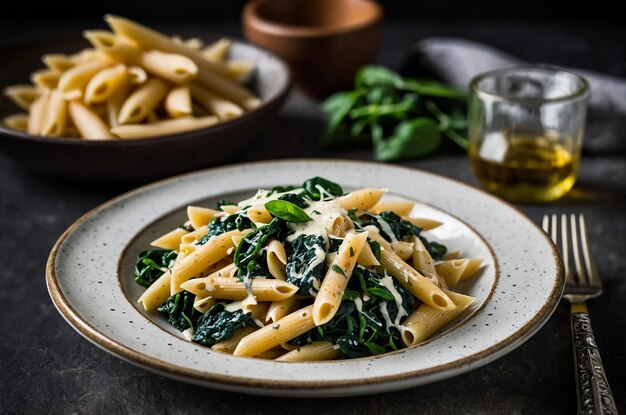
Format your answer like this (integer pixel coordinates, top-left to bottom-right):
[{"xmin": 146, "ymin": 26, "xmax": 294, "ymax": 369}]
[{"xmin": 468, "ymin": 66, "xmax": 589, "ymax": 202}]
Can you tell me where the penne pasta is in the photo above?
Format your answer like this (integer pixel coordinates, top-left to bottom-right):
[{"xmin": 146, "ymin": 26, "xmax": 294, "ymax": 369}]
[
  {"xmin": 212, "ymin": 326, "xmax": 257, "ymax": 354},
  {"xmin": 111, "ymin": 116, "xmax": 219, "ymax": 139},
  {"xmin": 193, "ymin": 294, "xmax": 217, "ymax": 314},
  {"xmin": 369, "ymin": 200, "xmax": 415, "ymax": 216},
  {"xmin": 180, "ymin": 277, "xmax": 298, "ymax": 301},
  {"xmin": 403, "ymin": 217, "xmax": 443, "ymax": 231},
  {"xmin": 190, "ymin": 83, "xmax": 244, "ymax": 121},
  {"xmin": 336, "ymin": 188, "xmax": 386, "ymax": 211},
  {"xmin": 169, "ymin": 229, "xmax": 245, "ymax": 294},
  {"xmin": 4, "ymin": 85, "xmax": 40, "ymax": 111},
  {"xmin": 379, "ymin": 249, "xmax": 456, "ymax": 311},
  {"xmin": 27, "ymin": 91, "xmax": 50, "ymax": 135},
  {"xmin": 2, "ymin": 113, "xmax": 29, "ymax": 131},
  {"xmin": 117, "ymin": 77, "xmax": 169, "ymax": 124},
  {"xmin": 186, "ymin": 206, "xmax": 221, "ymax": 230},
  {"xmin": 42, "ymin": 54, "xmax": 76, "ymax": 72},
  {"xmin": 266, "ymin": 239, "xmax": 287, "ymax": 280},
  {"xmin": 391, "ymin": 241, "xmax": 414, "ymax": 261},
  {"xmin": 68, "ymin": 100, "xmax": 114, "ymax": 139},
  {"xmin": 313, "ymin": 232, "xmax": 369, "ymax": 325},
  {"xmin": 165, "ymin": 85, "xmax": 192, "ymax": 118},
  {"xmin": 137, "ymin": 270, "xmax": 171, "ymax": 311},
  {"xmin": 401, "ymin": 290, "xmax": 475, "ymax": 347},
  {"xmin": 31, "ymin": 69, "xmax": 61, "ymax": 89},
  {"xmin": 202, "ymin": 38, "xmax": 231, "ymax": 62},
  {"xmin": 275, "ymin": 341, "xmax": 340, "ymax": 362},
  {"xmin": 247, "ymin": 205, "xmax": 273, "ymax": 224},
  {"xmin": 58, "ymin": 60, "xmax": 110, "ymax": 100},
  {"xmin": 266, "ymin": 295, "xmax": 299, "ymax": 323},
  {"xmin": 233, "ymin": 305, "xmax": 316, "ymax": 357},
  {"xmin": 41, "ymin": 90, "xmax": 68, "ymax": 137},
  {"xmin": 84, "ymin": 64, "xmax": 127, "ymax": 104},
  {"xmin": 434, "ymin": 259, "xmax": 468, "ymax": 287}
]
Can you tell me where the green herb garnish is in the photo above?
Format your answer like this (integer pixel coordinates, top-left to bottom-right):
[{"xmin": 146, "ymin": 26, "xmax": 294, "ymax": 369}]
[
  {"xmin": 321, "ymin": 65, "xmax": 468, "ymax": 161},
  {"xmin": 265, "ymin": 200, "xmax": 312, "ymax": 223}
]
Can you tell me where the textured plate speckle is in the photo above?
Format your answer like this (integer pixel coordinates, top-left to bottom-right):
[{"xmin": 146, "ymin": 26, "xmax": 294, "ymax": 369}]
[{"xmin": 46, "ymin": 159, "xmax": 563, "ymax": 397}]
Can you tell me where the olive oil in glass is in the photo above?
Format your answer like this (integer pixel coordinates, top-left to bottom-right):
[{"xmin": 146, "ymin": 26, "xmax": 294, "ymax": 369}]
[{"xmin": 469, "ymin": 132, "xmax": 580, "ymax": 202}]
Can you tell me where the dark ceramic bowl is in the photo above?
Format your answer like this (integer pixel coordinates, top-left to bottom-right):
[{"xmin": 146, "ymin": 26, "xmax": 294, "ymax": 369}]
[{"xmin": 0, "ymin": 34, "xmax": 291, "ymax": 182}]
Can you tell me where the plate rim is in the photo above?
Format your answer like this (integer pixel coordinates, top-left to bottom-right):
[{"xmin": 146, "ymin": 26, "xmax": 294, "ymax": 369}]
[{"xmin": 46, "ymin": 158, "xmax": 564, "ymax": 391}]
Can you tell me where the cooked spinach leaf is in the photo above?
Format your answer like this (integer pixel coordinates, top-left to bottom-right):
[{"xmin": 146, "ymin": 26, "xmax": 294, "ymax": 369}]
[
  {"xmin": 291, "ymin": 266, "xmax": 415, "ymax": 358},
  {"xmin": 157, "ymin": 291, "xmax": 199, "ymax": 331},
  {"xmin": 359, "ymin": 211, "xmax": 447, "ymax": 259},
  {"xmin": 198, "ymin": 212, "xmax": 253, "ymax": 245},
  {"xmin": 234, "ymin": 217, "xmax": 288, "ymax": 267},
  {"xmin": 134, "ymin": 249, "xmax": 178, "ymax": 287},
  {"xmin": 265, "ymin": 200, "xmax": 312, "ymax": 223},
  {"xmin": 269, "ymin": 185, "xmax": 299, "ymax": 195},
  {"xmin": 360, "ymin": 211, "xmax": 421, "ymax": 242},
  {"xmin": 303, "ymin": 177, "xmax": 343, "ymax": 200},
  {"xmin": 286, "ymin": 234, "xmax": 326, "ymax": 295},
  {"xmin": 191, "ymin": 303, "xmax": 252, "ymax": 346}
]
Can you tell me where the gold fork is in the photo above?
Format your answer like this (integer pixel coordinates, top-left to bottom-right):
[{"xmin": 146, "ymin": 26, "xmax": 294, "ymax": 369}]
[{"xmin": 543, "ymin": 214, "xmax": 617, "ymax": 414}]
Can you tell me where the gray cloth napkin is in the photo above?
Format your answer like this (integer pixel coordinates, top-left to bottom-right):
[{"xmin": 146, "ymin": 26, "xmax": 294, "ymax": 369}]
[{"xmin": 403, "ymin": 38, "xmax": 626, "ymax": 153}]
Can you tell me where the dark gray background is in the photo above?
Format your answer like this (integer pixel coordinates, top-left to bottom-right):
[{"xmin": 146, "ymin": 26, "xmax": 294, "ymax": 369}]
[{"xmin": 1, "ymin": 16, "xmax": 625, "ymax": 415}]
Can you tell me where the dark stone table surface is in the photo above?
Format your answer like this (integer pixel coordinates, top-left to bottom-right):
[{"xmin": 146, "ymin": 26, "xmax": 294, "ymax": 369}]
[{"xmin": 1, "ymin": 20, "xmax": 625, "ymax": 414}]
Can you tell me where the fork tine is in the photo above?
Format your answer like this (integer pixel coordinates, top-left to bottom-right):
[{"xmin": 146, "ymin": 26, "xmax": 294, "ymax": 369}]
[
  {"xmin": 578, "ymin": 214, "xmax": 601, "ymax": 288},
  {"xmin": 560, "ymin": 214, "xmax": 572, "ymax": 284},
  {"xmin": 570, "ymin": 213, "xmax": 586, "ymax": 285}
]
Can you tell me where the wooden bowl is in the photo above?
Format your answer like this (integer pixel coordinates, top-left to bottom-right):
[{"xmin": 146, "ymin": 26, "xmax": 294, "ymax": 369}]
[
  {"xmin": 0, "ymin": 34, "xmax": 291, "ymax": 182},
  {"xmin": 243, "ymin": 0, "xmax": 382, "ymax": 99}
]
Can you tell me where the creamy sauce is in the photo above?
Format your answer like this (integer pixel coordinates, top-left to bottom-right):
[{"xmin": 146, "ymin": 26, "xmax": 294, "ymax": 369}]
[
  {"xmin": 353, "ymin": 297, "xmax": 363, "ymax": 313},
  {"xmin": 237, "ymin": 188, "xmax": 304, "ymax": 208},
  {"xmin": 286, "ymin": 200, "xmax": 347, "ymax": 243},
  {"xmin": 376, "ymin": 217, "xmax": 398, "ymax": 243},
  {"xmin": 378, "ymin": 272, "xmax": 407, "ymax": 330},
  {"xmin": 182, "ymin": 328, "xmax": 194, "ymax": 341}
]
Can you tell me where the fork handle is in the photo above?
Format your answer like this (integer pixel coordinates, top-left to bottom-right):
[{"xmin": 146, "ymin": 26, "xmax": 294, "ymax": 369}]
[{"xmin": 570, "ymin": 302, "xmax": 618, "ymax": 414}]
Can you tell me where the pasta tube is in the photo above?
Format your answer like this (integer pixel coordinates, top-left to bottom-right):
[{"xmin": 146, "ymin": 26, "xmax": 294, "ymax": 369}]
[
  {"xmin": 233, "ymin": 305, "xmax": 315, "ymax": 357},
  {"xmin": 379, "ymin": 249, "xmax": 456, "ymax": 311},
  {"xmin": 275, "ymin": 341, "xmax": 340, "ymax": 362},
  {"xmin": 111, "ymin": 116, "xmax": 219, "ymax": 139},
  {"xmin": 313, "ymin": 232, "xmax": 369, "ymax": 325},
  {"xmin": 401, "ymin": 290, "xmax": 474, "ymax": 347},
  {"xmin": 180, "ymin": 277, "xmax": 298, "ymax": 301}
]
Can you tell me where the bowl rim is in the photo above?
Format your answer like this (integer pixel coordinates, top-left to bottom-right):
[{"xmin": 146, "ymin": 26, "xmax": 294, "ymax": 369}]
[
  {"xmin": 0, "ymin": 33, "xmax": 292, "ymax": 146},
  {"xmin": 243, "ymin": 0, "xmax": 383, "ymax": 38}
]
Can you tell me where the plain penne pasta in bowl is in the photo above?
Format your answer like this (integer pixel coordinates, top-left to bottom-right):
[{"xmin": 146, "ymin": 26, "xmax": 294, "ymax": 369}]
[{"xmin": 2, "ymin": 15, "xmax": 260, "ymax": 140}]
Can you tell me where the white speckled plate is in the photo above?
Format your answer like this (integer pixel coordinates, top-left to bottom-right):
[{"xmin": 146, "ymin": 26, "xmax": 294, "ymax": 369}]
[{"xmin": 46, "ymin": 159, "xmax": 563, "ymax": 397}]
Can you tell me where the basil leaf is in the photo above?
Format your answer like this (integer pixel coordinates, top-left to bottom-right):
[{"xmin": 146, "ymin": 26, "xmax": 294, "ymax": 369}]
[{"xmin": 265, "ymin": 200, "xmax": 312, "ymax": 223}]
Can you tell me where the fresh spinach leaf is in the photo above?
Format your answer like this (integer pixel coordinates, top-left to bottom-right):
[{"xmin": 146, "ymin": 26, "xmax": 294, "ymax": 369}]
[
  {"xmin": 373, "ymin": 117, "xmax": 441, "ymax": 161},
  {"xmin": 265, "ymin": 200, "xmax": 312, "ymax": 223}
]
